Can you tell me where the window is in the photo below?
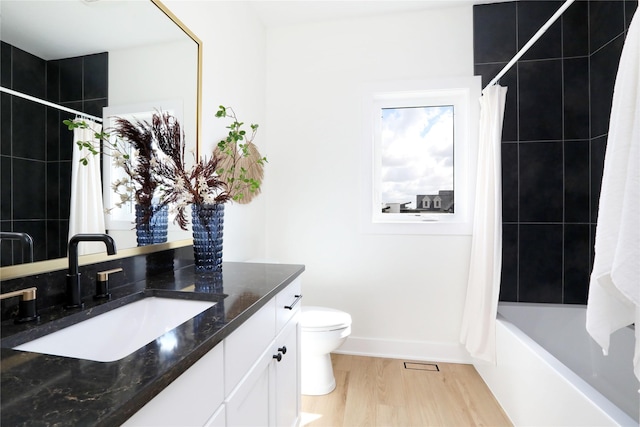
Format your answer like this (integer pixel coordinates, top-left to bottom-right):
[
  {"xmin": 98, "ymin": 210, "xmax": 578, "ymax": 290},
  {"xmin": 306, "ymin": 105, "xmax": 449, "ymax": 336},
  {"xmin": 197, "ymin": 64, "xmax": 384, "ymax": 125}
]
[{"xmin": 361, "ymin": 77, "xmax": 481, "ymax": 235}]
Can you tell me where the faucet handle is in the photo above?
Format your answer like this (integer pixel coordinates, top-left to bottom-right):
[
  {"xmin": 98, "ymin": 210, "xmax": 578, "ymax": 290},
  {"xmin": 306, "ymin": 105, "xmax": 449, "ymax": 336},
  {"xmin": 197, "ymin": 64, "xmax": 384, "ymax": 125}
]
[{"xmin": 94, "ymin": 268, "xmax": 123, "ymax": 300}]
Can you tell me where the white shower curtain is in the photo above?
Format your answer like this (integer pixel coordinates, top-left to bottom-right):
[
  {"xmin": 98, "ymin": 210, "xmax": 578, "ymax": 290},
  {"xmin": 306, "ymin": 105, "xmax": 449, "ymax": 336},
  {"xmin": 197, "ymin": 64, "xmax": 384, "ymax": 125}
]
[
  {"xmin": 586, "ymin": 12, "xmax": 640, "ymax": 382},
  {"xmin": 68, "ymin": 119, "xmax": 107, "ymax": 255},
  {"xmin": 460, "ymin": 84, "xmax": 507, "ymax": 363}
]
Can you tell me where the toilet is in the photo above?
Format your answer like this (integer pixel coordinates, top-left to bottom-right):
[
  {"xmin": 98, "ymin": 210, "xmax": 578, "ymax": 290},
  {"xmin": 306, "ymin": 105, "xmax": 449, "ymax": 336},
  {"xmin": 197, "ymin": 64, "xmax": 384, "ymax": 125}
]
[{"xmin": 300, "ymin": 306, "xmax": 352, "ymax": 395}]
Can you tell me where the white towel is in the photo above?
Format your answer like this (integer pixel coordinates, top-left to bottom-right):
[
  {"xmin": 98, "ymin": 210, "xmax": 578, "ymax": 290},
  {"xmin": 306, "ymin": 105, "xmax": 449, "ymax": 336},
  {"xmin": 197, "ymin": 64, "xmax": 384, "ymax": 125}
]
[
  {"xmin": 68, "ymin": 119, "xmax": 107, "ymax": 255},
  {"xmin": 586, "ymin": 12, "xmax": 640, "ymax": 383}
]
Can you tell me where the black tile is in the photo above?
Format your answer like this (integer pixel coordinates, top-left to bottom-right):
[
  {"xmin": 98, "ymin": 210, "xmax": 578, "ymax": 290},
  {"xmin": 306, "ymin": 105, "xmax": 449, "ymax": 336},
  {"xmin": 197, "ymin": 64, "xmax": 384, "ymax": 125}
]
[
  {"xmin": 626, "ymin": 1, "xmax": 638, "ymax": 30},
  {"xmin": 563, "ymin": 57, "xmax": 590, "ymax": 140},
  {"xmin": 59, "ymin": 219, "xmax": 69, "ymax": 256},
  {"xmin": 500, "ymin": 223, "xmax": 518, "ymax": 301},
  {"xmin": 13, "ymin": 220, "xmax": 47, "ymax": 262},
  {"xmin": 474, "ymin": 62, "xmax": 503, "ymax": 89},
  {"xmin": 84, "ymin": 53, "xmax": 108, "ymax": 100},
  {"xmin": 519, "ymin": 141, "xmax": 564, "ymax": 222},
  {"xmin": 12, "ymin": 158, "xmax": 46, "ymax": 220},
  {"xmin": 83, "ymin": 98, "xmax": 107, "ymax": 119},
  {"xmin": 1, "ymin": 156, "xmax": 11, "ymax": 221},
  {"xmin": 59, "ymin": 160, "xmax": 72, "ymax": 219},
  {"xmin": 12, "ymin": 97, "xmax": 46, "ymax": 161},
  {"xmin": 46, "ymin": 60, "xmax": 60, "ymax": 103},
  {"xmin": 590, "ymin": 135, "xmax": 607, "ymax": 223},
  {"xmin": 1, "ymin": 42, "xmax": 11, "ymax": 88},
  {"xmin": 502, "ymin": 142, "xmax": 518, "ymax": 222},
  {"xmin": 518, "ymin": 1, "xmax": 562, "ymax": 60},
  {"xmin": 565, "ymin": 140, "xmax": 590, "ymax": 223},
  {"xmin": 46, "ymin": 220, "xmax": 63, "ymax": 260},
  {"xmin": 474, "ymin": 64, "xmax": 518, "ymax": 141},
  {"xmin": 518, "ymin": 59, "xmax": 563, "ymax": 141},
  {"xmin": 590, "ymin": 35, "xmax": 624, "ymax": 138},
  {"xmin": 47, "ymin": 162, "xmax": 60, "ymax": 220},
  {"xmin": 519, "ymin": 224, "xmax": 563, "ymax": 303},
  {"xmin": 47, "ymin": 107, "xmax": 61, "ymax": 161},
  {"xmin": 473, "ymin": 2, "xmax": 518, "ymax": 64},
  {"xmin": 1, "ymin": 93, "xmax": 11, "ymax": 156},
  {"xmin": 564, "ymin": 224, "xmax": 590, "ymax": 304},
  {"xmin": 58, "ymin": 57, "xmax": 83, "ymax": 103},
  {"xmin": 563, "ymin": 1, "xmax": 589, "ymax": 57},
  {"xmin": 590, "ymin": 1, "xmax": 625, "ymax": 53},
  {"xmin": 12, "ymin": 47, "xmax": 46, "ymax": 99},
  {"xmin": 1, "ymin": 220, "xmax": 15, "ymax": 267}
]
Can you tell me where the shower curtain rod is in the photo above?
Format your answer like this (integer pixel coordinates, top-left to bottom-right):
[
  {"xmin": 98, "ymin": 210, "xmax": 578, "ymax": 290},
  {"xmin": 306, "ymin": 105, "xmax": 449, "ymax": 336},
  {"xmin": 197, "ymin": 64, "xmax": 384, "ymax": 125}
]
[
  {"xmin": 0, "ymin": 86, "xmax": 103, "ymax": 123},
  {"xmin": 484, "ymin": 0, "xmax": 576, "ymax": 91}
]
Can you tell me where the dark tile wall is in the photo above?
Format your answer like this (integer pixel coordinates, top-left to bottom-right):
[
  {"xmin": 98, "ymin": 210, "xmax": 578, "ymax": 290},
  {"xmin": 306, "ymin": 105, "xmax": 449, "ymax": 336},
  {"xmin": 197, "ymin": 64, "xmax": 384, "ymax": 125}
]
[
  {"xmin": 0, "ymin": 42, "xmax": 108, "ymax": 266},
  {"xmin": 473, "ymin": 0, "xmax": 637, "ymax": 304},
  {"xmin": 0, "ymin": 245, "xmax": 187, "ymax": 323}
]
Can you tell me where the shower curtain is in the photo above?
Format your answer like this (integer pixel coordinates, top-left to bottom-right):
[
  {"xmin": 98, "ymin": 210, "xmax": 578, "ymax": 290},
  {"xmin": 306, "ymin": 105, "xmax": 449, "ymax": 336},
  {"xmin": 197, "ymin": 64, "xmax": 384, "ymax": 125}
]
[
  {"xmin": 587, "ymin": 12, "xmax": 640, "ymax": 382},
  {"xmin": 460, "ymin": 84, "xmax": 507, "ymax": 363},
  {"xmin": 68, "ymin": 119, "xmax": 107, "ymax": 255}
]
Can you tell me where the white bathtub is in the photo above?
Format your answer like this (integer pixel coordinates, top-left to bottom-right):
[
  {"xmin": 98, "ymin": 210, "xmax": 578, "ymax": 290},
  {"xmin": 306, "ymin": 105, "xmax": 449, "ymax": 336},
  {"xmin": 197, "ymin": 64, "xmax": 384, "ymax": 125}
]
[{"xmin": 474, "ymin": 303, "xmax": 638, "ymax": 426}]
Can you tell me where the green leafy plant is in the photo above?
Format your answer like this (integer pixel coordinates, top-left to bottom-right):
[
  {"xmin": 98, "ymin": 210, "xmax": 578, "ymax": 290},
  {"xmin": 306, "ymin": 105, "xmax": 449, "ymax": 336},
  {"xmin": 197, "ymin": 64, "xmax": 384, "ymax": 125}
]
[
  {"xmin": 153, "ymin": 106, "xmax": 267, "ymax": 229},
  {"xmin": 213, "ymin": 106, "xmax": 267, "ymax": 204},
  {"xmin": 64, "ymin": 117, "xmax": 159, "ymax": 220}
]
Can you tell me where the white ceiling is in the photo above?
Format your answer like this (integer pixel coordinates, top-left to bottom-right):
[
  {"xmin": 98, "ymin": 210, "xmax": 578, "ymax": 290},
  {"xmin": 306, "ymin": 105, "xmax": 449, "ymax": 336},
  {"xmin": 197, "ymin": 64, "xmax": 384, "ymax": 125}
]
[
  {"xmin": 249, "ymin": 0, "xmax": 494, "ymax": 27},
  {"xmin": 0, "ymin": 0, "xmax": 186, "ymax": 60},
  {"xmin": 0, "ymin": 0, "xmax": 504, "ymax": 60}
]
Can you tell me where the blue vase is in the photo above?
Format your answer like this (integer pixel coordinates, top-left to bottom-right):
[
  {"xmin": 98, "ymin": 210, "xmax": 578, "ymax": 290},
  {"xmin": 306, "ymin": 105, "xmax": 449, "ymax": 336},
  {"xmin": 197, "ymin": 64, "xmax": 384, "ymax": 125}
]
[
  {"xmin": 135, "ymin": 203, "xmax": 168, "ymax": 246},
  {"xmin": 192, "ymin": 203, "xmax": 224, "ymax": 272}
]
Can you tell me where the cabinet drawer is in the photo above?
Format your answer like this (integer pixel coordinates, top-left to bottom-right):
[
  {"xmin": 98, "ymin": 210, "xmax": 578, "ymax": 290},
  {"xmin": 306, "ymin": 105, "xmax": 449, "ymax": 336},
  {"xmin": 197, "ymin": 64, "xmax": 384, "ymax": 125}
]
[
  {"xmin": 276, "ymin": 278, "xmax": 302, "ymax": 332},
  {"xmin": 225, "ymin": 298, "xmax": 276, "ymax": 395}
]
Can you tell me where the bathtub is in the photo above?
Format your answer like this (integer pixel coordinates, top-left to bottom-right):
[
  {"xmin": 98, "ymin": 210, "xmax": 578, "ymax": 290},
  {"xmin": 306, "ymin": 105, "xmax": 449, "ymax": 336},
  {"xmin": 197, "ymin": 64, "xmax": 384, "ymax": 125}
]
[{"xmin": 474, "ymin": 302, "xmax": 639, "ymax": 426}]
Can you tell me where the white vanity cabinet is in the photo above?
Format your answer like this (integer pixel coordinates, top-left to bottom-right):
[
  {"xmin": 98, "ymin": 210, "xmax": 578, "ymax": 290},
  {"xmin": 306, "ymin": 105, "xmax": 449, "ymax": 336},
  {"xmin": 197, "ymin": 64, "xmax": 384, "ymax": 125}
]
[
  {"xmin": 122, "ymin": 342, "xmax": 225, "ymax": 427},
  {"xmin": 225, "ymin": 278, "xmax": 301, "ymax": 427},
  {"xmin": 124, "ymin": 277, "xmax": 302, "ymax": 427}
]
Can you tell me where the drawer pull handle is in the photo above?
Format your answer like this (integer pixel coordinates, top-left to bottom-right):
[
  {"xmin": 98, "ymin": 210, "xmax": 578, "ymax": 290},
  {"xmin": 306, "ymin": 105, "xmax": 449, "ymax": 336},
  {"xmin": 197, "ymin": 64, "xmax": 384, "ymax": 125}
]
[
  {"xmin": 278, "ymin": 346, "xmax": 287, "ymax": 355},
  {"xmin": 284, "ymin": 294, "xmax": 302, "ymax": 310},
  {"xmin": 273, "ymin": 353, "xmax": 282, "ymax": 362}
]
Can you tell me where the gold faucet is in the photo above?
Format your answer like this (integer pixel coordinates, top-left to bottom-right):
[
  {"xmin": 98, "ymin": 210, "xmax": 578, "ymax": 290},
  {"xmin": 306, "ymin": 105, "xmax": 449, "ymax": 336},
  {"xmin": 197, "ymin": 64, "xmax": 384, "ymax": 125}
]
[{"xmin": 0, "ymin": 287, "xmax": 39, "ymax": 323}]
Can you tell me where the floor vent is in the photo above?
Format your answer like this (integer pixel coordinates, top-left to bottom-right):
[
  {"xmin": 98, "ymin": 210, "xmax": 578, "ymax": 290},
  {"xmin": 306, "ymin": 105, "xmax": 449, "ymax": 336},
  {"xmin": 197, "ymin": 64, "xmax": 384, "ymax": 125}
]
[{"xmin": 404, "ymin": 362, "xmax": 439, "ymax": 372}]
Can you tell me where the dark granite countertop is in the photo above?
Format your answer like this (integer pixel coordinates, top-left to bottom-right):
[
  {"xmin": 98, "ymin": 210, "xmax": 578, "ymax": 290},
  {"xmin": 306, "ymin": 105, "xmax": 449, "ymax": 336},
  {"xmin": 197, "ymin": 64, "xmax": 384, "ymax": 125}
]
[{"xmin": 0, "ymin": 262, "xmax": 305, "ymax": 426}]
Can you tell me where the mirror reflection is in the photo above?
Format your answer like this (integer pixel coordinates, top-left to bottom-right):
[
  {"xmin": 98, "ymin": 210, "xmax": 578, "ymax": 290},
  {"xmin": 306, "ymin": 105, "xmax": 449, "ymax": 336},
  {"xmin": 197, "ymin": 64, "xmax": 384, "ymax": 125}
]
[{"xmin": 0, "ymin": 0, "xmax": 200, "ymax": 267}]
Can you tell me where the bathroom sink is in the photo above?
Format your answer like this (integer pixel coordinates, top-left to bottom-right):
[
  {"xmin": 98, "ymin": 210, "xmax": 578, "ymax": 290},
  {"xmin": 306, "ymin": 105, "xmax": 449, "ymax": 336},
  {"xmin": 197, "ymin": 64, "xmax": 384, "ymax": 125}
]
[{"xmin": 13, "ymin": 297, "xmax": 215, "ymax": 362}]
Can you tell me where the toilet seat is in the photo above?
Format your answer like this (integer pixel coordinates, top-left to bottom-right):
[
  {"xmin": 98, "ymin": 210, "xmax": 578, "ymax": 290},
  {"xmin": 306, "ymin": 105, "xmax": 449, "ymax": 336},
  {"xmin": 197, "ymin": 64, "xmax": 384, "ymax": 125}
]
[{"xmin": 301, "ymin": 306, "xmax": 352, "ymax": 332}]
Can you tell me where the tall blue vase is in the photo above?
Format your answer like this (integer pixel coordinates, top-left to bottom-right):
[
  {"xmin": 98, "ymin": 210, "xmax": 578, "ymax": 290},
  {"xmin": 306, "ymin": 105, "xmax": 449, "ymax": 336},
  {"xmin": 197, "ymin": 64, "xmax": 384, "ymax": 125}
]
[
  {"xmin": 191, "ymin": 203, "xmax": 224, "ymax": 272},
  {"xmin": 135, "ymin": 203, "xmax": 168, "ymax": 246}
]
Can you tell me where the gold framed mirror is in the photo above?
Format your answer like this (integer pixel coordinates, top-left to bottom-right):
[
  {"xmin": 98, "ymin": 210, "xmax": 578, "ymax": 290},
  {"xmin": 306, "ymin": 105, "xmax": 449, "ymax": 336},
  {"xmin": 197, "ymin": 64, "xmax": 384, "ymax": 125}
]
[{"xmin": 0, "ymin": 0, "xmax": 202, "ymax": 278}]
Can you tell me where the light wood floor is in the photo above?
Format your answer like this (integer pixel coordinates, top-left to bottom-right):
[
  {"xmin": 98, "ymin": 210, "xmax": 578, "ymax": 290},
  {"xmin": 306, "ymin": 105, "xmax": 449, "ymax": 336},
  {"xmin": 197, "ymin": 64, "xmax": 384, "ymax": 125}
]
[{"xmin": 301, "ymin": 354, "xmax": 512, "ymax": 427}]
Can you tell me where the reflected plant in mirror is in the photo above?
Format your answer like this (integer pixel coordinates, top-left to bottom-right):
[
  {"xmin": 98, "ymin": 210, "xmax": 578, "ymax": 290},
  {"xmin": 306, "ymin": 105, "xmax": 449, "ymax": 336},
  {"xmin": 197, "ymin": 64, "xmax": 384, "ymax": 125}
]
[{"xmin": 65, "ymin": 116, "xmax": 169, "ymax": 246}]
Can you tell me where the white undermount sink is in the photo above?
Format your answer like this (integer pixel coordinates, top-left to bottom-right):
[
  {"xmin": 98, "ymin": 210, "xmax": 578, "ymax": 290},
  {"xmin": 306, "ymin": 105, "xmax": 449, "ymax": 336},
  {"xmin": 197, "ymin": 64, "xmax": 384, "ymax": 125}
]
[{"xmin": 14, "ymin": 297, "xmax": 216, "ymax": 362}]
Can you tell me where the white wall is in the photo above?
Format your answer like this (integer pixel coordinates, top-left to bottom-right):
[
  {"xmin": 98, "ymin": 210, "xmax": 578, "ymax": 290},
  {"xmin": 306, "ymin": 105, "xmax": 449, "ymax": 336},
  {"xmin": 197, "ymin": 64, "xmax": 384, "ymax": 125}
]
[
  {"xmin": 164, "ymin": 0, "xmax": 268, "ymax": 262},
  {"xmin": 168, "ymin": 2, "xmax": 476, "ymax": 362},
  {"xmin": 265, "ymin": 6, "xmax": 475, "ymax": 362}
]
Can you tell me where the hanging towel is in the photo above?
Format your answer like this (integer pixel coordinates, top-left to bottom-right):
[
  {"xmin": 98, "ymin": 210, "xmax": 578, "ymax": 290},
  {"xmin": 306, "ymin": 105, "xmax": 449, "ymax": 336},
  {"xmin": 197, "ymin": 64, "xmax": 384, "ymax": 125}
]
[
  {"xmin": 68, "ymin": 119, "xmax": 107, "ymax": 255},
  {"xmin": 586, "ymin": 12, "xmax": 640, "ymax": 383},
  {"xmin": 460, "ymin": 84, "xmax": 507, "ymax": 364}
]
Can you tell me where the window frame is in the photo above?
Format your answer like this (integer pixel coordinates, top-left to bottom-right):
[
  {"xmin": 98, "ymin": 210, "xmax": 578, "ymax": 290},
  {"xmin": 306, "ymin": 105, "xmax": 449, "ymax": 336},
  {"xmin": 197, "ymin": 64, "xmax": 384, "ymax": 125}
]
[{"xmin": 360, "ymin": 76, "xmax": 481, "ymax": 235}]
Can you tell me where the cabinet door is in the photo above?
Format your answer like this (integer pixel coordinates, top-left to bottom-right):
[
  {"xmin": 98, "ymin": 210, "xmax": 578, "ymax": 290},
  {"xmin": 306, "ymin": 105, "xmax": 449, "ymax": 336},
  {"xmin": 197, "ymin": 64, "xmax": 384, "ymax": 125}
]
[
  {"xmin": 225, "ymin": 345, "xmax": 275, "ymax": 427},
  {"xmin": 123, "ymin": 343, "xmax": 224, "ymax": 427},
  {"xmin": 274, "ymin": 316, "xmax": 300, "ymax": 427}
]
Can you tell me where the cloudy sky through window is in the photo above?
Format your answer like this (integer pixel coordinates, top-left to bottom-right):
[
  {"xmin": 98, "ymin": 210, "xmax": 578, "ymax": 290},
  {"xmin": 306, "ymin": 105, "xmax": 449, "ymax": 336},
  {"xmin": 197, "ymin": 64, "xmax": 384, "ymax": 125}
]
[{"xmin": 381, "ymin": 105, "xmax": 454, "ymax": 209}]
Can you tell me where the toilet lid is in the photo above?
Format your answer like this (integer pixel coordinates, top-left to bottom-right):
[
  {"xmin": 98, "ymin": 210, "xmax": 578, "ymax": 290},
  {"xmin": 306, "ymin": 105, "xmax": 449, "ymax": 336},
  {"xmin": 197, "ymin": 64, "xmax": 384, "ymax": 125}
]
[{"xmin": 301, "ymin": 306, "xmax": 352, "ymax": 331}]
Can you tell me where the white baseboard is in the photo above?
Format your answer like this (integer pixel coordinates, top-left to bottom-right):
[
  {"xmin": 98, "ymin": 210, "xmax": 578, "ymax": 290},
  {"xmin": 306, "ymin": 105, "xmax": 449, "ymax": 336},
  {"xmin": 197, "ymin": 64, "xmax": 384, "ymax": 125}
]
[{"xmin": 334, "ymin": 336, "xmax": 473, "ymax": 364}]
